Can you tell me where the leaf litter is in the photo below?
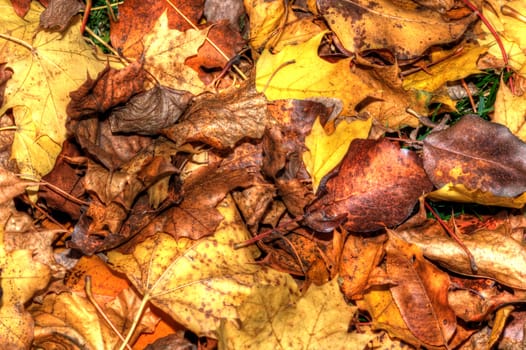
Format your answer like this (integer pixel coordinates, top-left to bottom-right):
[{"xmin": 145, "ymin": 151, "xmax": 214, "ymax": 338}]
[{"xmin": 0, "ymin": 0, "xmax": 526, "ymax": 348}]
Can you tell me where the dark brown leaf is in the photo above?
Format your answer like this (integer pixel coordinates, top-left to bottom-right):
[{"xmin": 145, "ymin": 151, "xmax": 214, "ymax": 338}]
[
  {"xmin": 109, "ymin": 86, "xmax": 192, "ymax": 135},
  {"xmin": 67, "ymin": 62, "xmax": 147, "ymax": 119},
  {"xmin": 305, "ymin": 139, "xmax": 433, "ymax": 232},
  {"xmin": 162, "ymin": 81, "xmax": 268, "ymax": 149},
  {"xmin": 39, "ymin": 0, "xmax": 84, "ymax": 32},
  {"xmin": 423, "ymin": 114, "xmax": 526, "ymax": 197}
]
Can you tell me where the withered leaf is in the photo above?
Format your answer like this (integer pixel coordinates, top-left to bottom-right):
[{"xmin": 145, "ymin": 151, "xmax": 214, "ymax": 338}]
[
  {"xmin": 396, "ymin": 220, "xmax": 526, "ymax": 289},
  {"xmin": 10, "ymin": 0, "xmax": 31, "ymax": 18},
  {"xmin": 423, "ymin": 114, "xmax": 526, "ymax": 197},
  {"xmin": 162, "ymin": 82, "xmax": 268, "ymax": 149},
  {"xmin": 67, "ymin": 61, "xmax": 147, "ymax": 119},
  {"xmin": 39, "ymin": 0, "xmax": 84, "ymax": 32},
  {"xmin": 109, "ymin": 86, "xmax": 192, "ymax": 135},
  {"xmin": 305, "ymin": 139, "xmax": 433, "ymax": 232},
  {"xmin": 68, "ymin": 118, "xmax": 153, "ymax": 170},
  {"xmin": 386, "ymin": 231, "xmax": 456, "ymax": 347}
]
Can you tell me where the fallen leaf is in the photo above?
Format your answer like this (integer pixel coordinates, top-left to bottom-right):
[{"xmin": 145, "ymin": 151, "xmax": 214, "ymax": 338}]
[
  {"xmin": 109, "ymin": 86, "xmax": 192, "ymax": 135},
  {"xmin": 0, "ymin": 0, "xmax": 106, "ymax": 181},
  {"xmin": 109, "ymin": 0, "xmax": 204, "ymax": 59},
  {"xmin": 256, "ymin": 31, "xmax": 419, "ymax": 127},
  {"xmin": 219, "ymin": 278, "xmax": 374, "ymax": 349},
  {"xmin": 67, "ymin": 62, "xmax": 147, "ymax": 119},
  {"xmin": 395, "ymin": 220, "xmax": 526, "ymax": 289},
  {"xmin": 39, "ymin": 0, "xmax": 84, "ymax": 32},
  {"xmin": 494, "ymin": 79, "xmax": 526, "ymax": 141},
  {"xmin": 423, "ymin": 114, "xmax": 526, "ymax": 199},
  {"xmin": 305, "ymin": 139, "xmax": 433, "ymax": 232},
  {"xmin": 244, "ymin": 0, "xmax": 286, "ymax": 50},
  {"xmin": 303, "ymin": 117, "xmax": 372, "ymax": 192},
  {"xmin": 318, "ymin": 0, "xmax": 477, "ymax": 60},
  {"xmin": 163, "ymin": 81, "xmax": 268, "ymax": 149},
  {"xmin": 386, "ymin": 231, "xmax": 456, "ymax": 347},
  {"xmin": 143, "ymin": 12, "xmax": 209, "ymax": 95}
]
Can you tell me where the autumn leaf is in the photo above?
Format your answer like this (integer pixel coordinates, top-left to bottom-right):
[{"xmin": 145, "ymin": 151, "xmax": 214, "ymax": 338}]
[
  {"xmin": 107, "ymin": 196, "xmax": 291, "ymax": 337},
  {"xmin": 303, "ymin": 117, "xmax": 372, "ymax": 192},
  {"xmin": 220, "ymin": 278, "xmax": 374, "ymax": 350},
  {"xmin": 143, "ymin": 12, "xmax": 208, "ymax": 95},
  {"xmin": 494, "ymin": 79, "xmax": 526, "ymax": 141},
  {"xmin": 423, "ymin": 114, "xmax": 526, "ymax": 206},
  {"xmin": 0, "ymin": 0, "xmax": 106, "ymax": 182}
]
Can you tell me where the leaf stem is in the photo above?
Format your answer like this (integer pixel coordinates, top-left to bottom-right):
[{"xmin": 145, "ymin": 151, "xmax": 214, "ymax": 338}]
[
  {"xmin": 0, "ymin": 33, "xmax": 33, "ymax": 52},
  {"xmin": 118, "ymin": 292, "xmax": 150, "ymax": 350}
]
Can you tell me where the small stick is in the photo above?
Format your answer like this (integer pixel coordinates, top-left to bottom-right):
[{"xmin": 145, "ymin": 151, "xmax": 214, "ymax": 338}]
[
  {"xmin": 460, "ymin": 78, "xmax": 477, "ymax": 113},
  {"xmin": 424, "ymin": 200, "xmax": 478, "ymax": 272}
]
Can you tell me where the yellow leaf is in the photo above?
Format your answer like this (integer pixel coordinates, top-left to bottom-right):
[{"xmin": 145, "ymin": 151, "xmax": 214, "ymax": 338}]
[
  {"xmin": 0, "ymin": 249, "xmax": 50, "ymax": 349},
  {"xmin": 426, "ymin": 183, "xmax": 526, "ymax": 208},
  {"xmin": 403, "ymin": 45, "xmax": 487, "ymax": 92},
  {"xmin": 479, "ymin": 0, "xmax": 526, "ymax": 74},
  {"xmin": 303, "ymin": 117, "xmax": 372, "ymax": 192},
  {"xmin": 256, "ymin": 31, "xmax": 419, "ymax": 127},
  {"xmin": 0, "ymin": 0, "xmax": 107, "ymax": 180},
  {"xmin": 143, "ymin": 12, "xmax": 208, "ymax": 95},
  {"xmin": 494, "ymin": 80, "xmax": 526, "ymax": 141},
  {"xmin": 107, "ymin": 195, "xmax": 277, "ymax": 336},
  {"xmin": 244, "ymin": 0, "xmax": 286, "ymax": 50},
  {"xmin": 220, "ymin": 278, "xmax": 373, "ymax": 350}
]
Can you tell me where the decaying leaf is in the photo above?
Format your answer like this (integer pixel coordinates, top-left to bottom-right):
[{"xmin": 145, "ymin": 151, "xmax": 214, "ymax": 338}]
[
  {"xmin": 303, "ymin": 117, "xmax": 372, "ymax": 193},
  {"xmin": 318, "ymin": 0, "xmax": 477, "ymax": 60},
  {"xmin": 396, "ymin": 220, "xmax": 526, "ymax": 289},
  {"xmin": 423, "ymin": 114, "xmax": 526, "ymax": 199},
  {"xmin": 109, "ymin": 86, "xmax": 192, "ymax": 135},
  {"xmin": 305, "ymin": 139, "xmax": 433, "ymax": 232},
  {"xmin": 163, "ymin": 81, "xmax": 268, "ymax": 149},
  {"xmin": 219, "ymin": 278, "xmax": 373, "ymax": 350},
  {"xmin": 39, "ymin": 0, "xmax": 84, "ymax": 32},
  {"xmin": 0, "ymin": 0, "xmax": 106, "ymax": 180},
  {"xmin": 386, "ymin": 231, "xmax": 456, "ymax": 347},
  {"xmin": 107, "ymin": 196, "xmax": 290, "ymax": 337}
]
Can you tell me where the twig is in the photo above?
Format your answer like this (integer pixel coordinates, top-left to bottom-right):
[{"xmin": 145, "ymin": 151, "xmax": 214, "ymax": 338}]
[
  {"xmin": 460, "ymin": 78, "xmax": 477, "ymax": 113},
  {"xmin": 85, "ymin": 276, "xmax": 132, "ymax": 350},
  {"xmin": 424, "ymin": 200, "xmax": 478, "ymax": 272}
]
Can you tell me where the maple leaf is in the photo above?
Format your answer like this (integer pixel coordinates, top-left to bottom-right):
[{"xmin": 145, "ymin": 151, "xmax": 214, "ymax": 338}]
[
  {"xmin": 143, "ymin": 12, "xmax": 208, "ymax": 95},
  {"xmin": 0, "ymin": 0, "xmax": 106, "ymax": 181},
  {"xmin": 107, "ymin": 196, "xmax": 293, "ymax": 337}
]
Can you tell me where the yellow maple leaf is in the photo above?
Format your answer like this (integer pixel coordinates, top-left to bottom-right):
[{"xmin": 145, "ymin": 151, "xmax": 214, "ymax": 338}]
[
  {"xmin": 220, "ymin": 278, "xmax": 373, "ymax": 350},
  {"xmin": 0, "ymin": 0, "xmax": 107, "ymax": 182},
  {"xmin": 107, "ymin": 195, "xmax": 295, "ymax": 337},
  {"xmin": 479, "ymin": 0, "xmax": 526, "ymax": 75},
  {"xmin": 256, "ymin": 31, "xmax": 418, "ymax": 127},
  {"xmin": 494, "ymin": 80, "xmax": 526, "ymax": 141},
  {"xmin": 303, "ymin": 117, "xmax": 372, "ymax": 193},
  {"xmin": 143, "ymin": 12, "xmax": 208, "ymax": 95},
  {"xmin": 403, "ymin": 45, "xmax": 487, "ymax": 93}
]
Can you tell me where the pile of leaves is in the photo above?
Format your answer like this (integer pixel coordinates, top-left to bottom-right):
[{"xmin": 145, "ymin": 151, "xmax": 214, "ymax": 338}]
[{"xmin": 1, "ymin": 0, "xmax": 526, "ymax": 348}]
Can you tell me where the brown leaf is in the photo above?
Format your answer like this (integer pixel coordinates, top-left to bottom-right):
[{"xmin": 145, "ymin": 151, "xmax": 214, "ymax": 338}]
[
  {"xmin": 67, "ymin": 62, "xmax": 147, "ymax": 119},
  {"xmin": 68, "ymin": 118, "xmax": 153, "ymax": 170},
  {"xmin": 39, "ymin": 140, "xmax": 84, "ymax": 219},
  {"xmin": 109, "ymin": 86, "xmax": 193, "ymax": 135},
  {"xmin": 396, "ymin": 219, "xmax": 526, "ymax": 289},
  {"xmin": 0, "ymin": 167, "xmax": 32, "ymax": 206},
  {"xmin": 185, "ymin": 21, "xmax": 245, "ymax": 84},
  {"xmin": 39, "ymin": 0, "xmax": 84, "ymax": 32},
  {"xmin": 163, "ymin": 81, "xmax": 268, "ymax": 149},
  {"xmin": 204, "ymin": 0, "xmax": 245, "ymax": 30},
  {"xmin": 305, "ymin": 139, "xmax": 433, "ymax": 232},
  {"xmin": 339, "ymin": 233, "xmax": 386, "ymax": 300},
  {"xmin": 109, "ymin": 0, "xmax": 204, "ymax": 59},
  {"xmin": 386, "ymin": 231, "xmax": 456, "ymax": 347},
  {"xmin": 424, "ymin": 114, "xmax": 526, "ymax": 197},
  {"xmin": 0, "ymin": 63, "xmax": 13, "ymax": 107}
]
